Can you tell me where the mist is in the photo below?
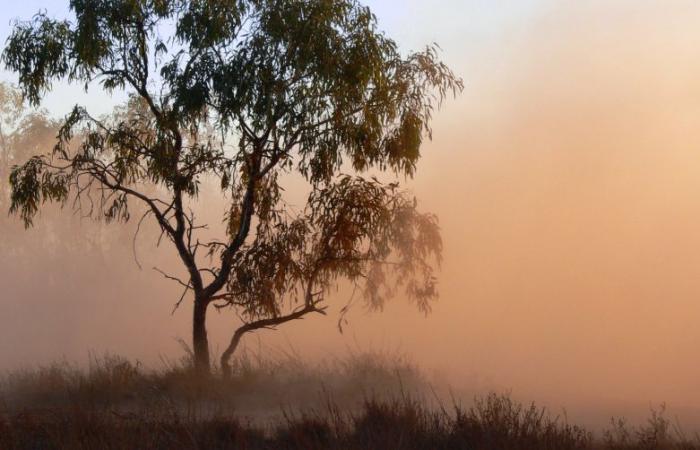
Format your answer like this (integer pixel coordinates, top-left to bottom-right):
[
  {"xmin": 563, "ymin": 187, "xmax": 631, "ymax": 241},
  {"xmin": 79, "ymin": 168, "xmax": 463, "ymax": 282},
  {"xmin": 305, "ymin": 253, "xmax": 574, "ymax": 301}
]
[{"xmin": 3, "ymin": 0, "xmax": 700, "ymax": 431}]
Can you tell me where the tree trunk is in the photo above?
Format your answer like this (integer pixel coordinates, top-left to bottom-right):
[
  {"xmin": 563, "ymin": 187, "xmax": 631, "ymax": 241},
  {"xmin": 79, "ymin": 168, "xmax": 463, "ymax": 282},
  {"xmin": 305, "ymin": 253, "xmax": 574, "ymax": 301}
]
[
  {"xmin": 220, "ymin": 326, "xmax": 246, "ymax": 379},
  {"xmin": 192, "ymin": 299, "xmax": 210, "ymax": 374}
]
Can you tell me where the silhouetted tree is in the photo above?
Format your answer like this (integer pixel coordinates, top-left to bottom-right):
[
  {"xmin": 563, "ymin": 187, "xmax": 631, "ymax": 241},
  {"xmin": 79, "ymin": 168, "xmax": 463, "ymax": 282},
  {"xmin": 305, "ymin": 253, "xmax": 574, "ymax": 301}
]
[{"xmin": 4, "ymin": 0, "xmax": 461, "ymax": 374}]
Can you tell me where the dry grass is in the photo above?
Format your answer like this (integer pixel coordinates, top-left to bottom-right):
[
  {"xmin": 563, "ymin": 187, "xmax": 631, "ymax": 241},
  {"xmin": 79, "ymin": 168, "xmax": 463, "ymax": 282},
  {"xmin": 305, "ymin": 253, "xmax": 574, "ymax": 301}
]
[{"xmin": 0, "ymin": 353, "xmax": 698, "ymax": 449}]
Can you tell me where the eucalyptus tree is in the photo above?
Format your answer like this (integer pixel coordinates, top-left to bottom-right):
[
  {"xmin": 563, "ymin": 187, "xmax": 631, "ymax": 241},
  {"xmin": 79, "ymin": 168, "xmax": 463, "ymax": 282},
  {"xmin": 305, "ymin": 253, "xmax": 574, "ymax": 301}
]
[{"xmin": 4, "ymin": 0, "xmax": 462, "ymax": 374}]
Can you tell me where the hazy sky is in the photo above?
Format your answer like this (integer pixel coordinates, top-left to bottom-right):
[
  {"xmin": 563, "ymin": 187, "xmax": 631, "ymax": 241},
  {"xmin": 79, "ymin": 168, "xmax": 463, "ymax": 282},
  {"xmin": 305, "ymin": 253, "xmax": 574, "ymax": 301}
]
[
  {"xmin": 4, "ymin": 0, "xmax": 700, "ymax": 429},
  {"xmin": 0, "ymin": 1, "xmax": 540, "ymax": 115}
]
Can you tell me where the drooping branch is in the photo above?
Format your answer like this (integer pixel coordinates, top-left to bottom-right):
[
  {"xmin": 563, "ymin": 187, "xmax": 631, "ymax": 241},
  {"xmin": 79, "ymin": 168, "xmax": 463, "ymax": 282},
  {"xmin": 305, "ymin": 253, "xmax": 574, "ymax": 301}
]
[{"xmin": 216, "ymin": 175, "xmax": 442, "ymax": 373}]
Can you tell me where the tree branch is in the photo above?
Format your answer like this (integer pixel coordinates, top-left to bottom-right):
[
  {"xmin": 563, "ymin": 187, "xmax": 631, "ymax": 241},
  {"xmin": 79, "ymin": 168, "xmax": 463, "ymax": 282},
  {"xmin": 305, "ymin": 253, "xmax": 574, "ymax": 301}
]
[{"xmin": 220, "ymin": 303, "xmax": 327, "ymax": 377}]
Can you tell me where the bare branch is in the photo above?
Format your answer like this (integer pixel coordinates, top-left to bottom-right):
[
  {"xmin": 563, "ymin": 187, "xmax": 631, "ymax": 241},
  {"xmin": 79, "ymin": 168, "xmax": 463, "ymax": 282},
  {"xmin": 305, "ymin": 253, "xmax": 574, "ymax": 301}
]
[
  {"xmin": 132, "ymin": 209, "xmax": 152, "ymax": 270},
  {"xmin": 153, "ymin": 266, "xmax": 191, "ymax": 290}
]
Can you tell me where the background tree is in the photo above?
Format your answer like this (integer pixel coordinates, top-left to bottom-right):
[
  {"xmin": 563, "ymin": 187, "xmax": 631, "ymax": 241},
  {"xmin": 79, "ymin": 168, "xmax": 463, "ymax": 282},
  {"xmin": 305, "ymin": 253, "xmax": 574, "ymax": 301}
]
[
  {"xmin": 0, "ymin": 82, "xmax": 103, "ymax": 259},
  {"xmin": 4, "ymin": 0, "xmax": 462, "ymax": 373},
  {"xmin": 1, "ymin": 83, "xmax": 155, "ymax": 261},
  {"xmin": 0, "ymin": 83, "xmax": 49, "ymax": 210}
]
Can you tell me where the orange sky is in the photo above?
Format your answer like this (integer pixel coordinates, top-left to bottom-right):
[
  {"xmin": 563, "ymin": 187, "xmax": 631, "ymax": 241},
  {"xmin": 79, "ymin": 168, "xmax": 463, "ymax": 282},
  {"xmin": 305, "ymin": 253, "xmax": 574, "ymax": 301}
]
[{"xmin": 253, "ymin": 0, "xmax": 700, "ymax": 420}]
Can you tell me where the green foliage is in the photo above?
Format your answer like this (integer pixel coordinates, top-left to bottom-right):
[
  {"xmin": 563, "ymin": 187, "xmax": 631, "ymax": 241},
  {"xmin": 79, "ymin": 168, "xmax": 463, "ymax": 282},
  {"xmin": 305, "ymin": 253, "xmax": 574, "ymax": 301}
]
[
  {"xmin": 3, "ymin": 0, "xmax": 462, "ymax": 363},
  {"xmin": 2, "ymin": 16, "xmax": 71, "ymax": 105}
]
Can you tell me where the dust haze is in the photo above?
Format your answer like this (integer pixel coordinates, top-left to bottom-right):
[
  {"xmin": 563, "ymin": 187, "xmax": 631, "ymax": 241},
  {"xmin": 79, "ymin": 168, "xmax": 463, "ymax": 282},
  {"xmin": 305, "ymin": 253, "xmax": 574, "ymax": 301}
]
[{"xmin": 3, "ymin": 0, "xmax": 700, "ymax": 429}]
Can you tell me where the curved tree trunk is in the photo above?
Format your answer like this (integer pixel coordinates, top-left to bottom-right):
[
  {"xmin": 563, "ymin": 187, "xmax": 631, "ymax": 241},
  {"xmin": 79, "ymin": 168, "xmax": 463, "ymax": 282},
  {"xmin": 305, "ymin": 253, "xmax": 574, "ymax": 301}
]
[
  {"xmin": 192, "ymin": 299, "xmax": 210, "ymax": 373},
  {"xmin": 220, "ymin": 305, "xmax": 326, "ymax": 379},
  {"xmin": 220, "ymin": 327, "xmax": 246, "ymax": 379}
]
